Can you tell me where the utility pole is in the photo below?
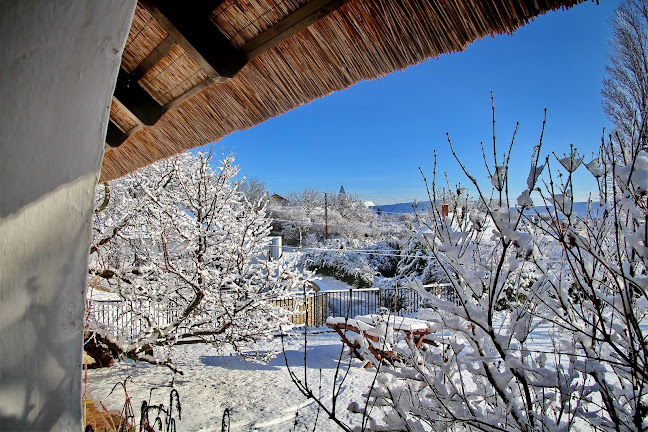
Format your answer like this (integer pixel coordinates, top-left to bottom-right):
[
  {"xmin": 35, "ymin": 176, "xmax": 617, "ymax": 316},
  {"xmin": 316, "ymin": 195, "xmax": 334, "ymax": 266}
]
[{"xmin": 324, "ymin": 192, "xmax": 329, "ymax": 240}]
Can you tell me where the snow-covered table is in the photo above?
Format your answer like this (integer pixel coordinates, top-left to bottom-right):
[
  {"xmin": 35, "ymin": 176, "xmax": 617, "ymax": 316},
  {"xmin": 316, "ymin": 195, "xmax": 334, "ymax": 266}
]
[{"xmin": 326, "ymin": 314, "xmax": 435, "ymax": 368}]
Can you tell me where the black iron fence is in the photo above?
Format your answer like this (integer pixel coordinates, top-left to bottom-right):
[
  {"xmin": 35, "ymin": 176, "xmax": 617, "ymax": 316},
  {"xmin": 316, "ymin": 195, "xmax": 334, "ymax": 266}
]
[{"xmin": 273, "ymin": 283, "xmax": 456, "ymax": 327}]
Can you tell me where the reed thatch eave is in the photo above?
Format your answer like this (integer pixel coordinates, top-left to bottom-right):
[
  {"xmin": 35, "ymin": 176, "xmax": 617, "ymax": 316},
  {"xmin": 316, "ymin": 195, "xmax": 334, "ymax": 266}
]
[{"xmin": 101, "ymin": 0, "xmax": 587, "ymax": 182}]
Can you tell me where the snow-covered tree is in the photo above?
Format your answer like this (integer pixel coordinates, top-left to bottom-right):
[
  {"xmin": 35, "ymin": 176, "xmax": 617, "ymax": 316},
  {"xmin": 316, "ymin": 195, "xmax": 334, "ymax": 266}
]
[
  {"xmin": 239, "ymin": 176, "xmax": 269, "ymax": 208},
  {"xmin": 294, "ymin": 104, "xmax": 648, "ymax": 431},
  {"xmin": 329, "ymin": 192, "xmax": 380, "ymax": 240},
  {"xmin": 602, "ymin": 0, "xmax": 648, "ymax": 151},
  {"xmin": 270, "ymin": 188, "xmax": 383, "ymax": 245},
  {"xmin": 88, "ymin": 151, "xmax": 302, "ymax": 368},
  {"xmin": 270, "ymin": 193, "xmax": 318, "ymax": 245}
]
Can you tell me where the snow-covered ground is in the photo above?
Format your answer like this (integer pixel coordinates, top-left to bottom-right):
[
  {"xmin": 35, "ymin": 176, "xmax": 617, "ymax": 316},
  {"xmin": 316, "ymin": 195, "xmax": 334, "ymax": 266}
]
[
  {"xmin": 84, "ymin": 308, "xmax": 557, "ymax": 432},
  {"xmin": 312, "ymin": 275, "xmax": 360, "ymax": 292},
  {"xmin": 85, "ymin": 330, "xmax": 374, "ymax": 431},
  {"xmin": 85, "ymin": 274, "xmax": 379, "ymax": 431},
  {"xmin": 87, "ymin": 287, "xmax": 121, "ymax": 301}
]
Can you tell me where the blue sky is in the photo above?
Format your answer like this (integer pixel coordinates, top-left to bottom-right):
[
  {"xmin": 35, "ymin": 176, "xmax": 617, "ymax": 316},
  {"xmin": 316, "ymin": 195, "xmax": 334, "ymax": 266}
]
[{"xmin": 204, "ymin": 1, "xmax": 619, "ymax": 206}]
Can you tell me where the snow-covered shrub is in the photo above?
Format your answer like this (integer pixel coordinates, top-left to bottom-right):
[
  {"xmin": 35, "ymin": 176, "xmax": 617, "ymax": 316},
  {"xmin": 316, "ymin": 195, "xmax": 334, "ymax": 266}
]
[
  {"xmin": 365, "ymin": 241, "xmax": 400, "ymax": 277},
  {"xmin": 301, "ymin": 239, "xmax": 377, "ymax": 288},
  {"xmin": 495, "ymin": 270, "xmax": 533, "ymax": 311},
  {"xmin": 351, "ymin": 113, "xmax": 648, "ymax": 431},
  {"xmin": 270, "ymin": 202, "xmax": 316, "ymax": 246},
  {"xmin": 300, "ymin": 240, "xmax": 400, "ymax": 288},
  {"xmin": 294, "ymin": 104, "xmax": 648, "ymax": 431},
  {"xmin": 88, "ymin": 151, "xmax": 305, "ymax": 368},
  {"xmin": 397, "ymin": 235, "xmax": 446, "ymax": 284}
]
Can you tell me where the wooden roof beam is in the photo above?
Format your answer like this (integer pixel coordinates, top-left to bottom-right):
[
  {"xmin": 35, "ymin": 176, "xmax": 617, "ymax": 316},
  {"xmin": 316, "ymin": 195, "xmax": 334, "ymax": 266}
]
[
  {"xmin": 106, "ymin": 97, "xmax": 147, "ymax": 148},
  {"xmin": 106, "ymin": 121, "xmax": 146, "ymax": 148},
  {"xmin": 133, "ymin": 34, "xmax": 175, "ymax": 79},
  {"xmin": 161, "ymin": 0, "xmax": 354, "ymax": 113},
  {"xmin": 164, "ymin": 79, "xmax": 217, "ymax": 111},
  {"xmin": 243, "ymin": 0, "xmax": 353, "ymax": 60},
  {"xmin": 141, "ymin": 0, "xmax": 247, "ymax": 79}
]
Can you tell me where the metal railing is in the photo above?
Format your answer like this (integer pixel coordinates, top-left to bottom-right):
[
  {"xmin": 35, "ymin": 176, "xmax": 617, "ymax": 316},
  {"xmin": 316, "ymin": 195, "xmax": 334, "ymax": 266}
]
[
  {"xmin": 423, "ymin": 283, "xmax": 458, "ymax": 306},
  {"xmin": 273, "ymin": 282, "xmax": 456, "ymax": 327}
]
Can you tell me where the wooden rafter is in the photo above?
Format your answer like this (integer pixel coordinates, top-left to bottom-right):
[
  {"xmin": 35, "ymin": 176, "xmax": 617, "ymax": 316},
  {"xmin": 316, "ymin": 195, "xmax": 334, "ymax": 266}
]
[
  {"xmin": 157, "ymin": 0, "xmax": 354, "ymax": 110},
  {"xmin": 243, "ymin": 0, "xmax": 353, "ymax": 60},
  {"xmin": 133, "ymin": 35, "xmax": 175, "ymax": 79},
  {"xmin": 140, "ymin": 0, "xmax": 246, "ymax": 80},
  {"xmin": 106, "ymin": 121, "xmax": 129, "ymax": 148},
  {"xmin": 106, "ymin": 97, "xmax": 145, "ymax": 148},
  {"xmin": 164, "ymin": 79, "xmax": 219, "ymax": 111}
]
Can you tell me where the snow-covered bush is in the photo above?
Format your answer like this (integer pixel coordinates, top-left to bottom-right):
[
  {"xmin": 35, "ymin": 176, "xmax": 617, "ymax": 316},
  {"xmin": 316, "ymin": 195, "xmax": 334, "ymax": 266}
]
[
  {"xmin": 300, "ymin": 240, "xmax": 400, "ymax": 288},
  {"xmin": 396, "ymin": 235, "xmax": 446, "ymax": 285},
  {"xmin": 365, "ymin": 241, "xmax": 401, "ymax": 278},
  {"xmin": 88, "ymin": 151, "xmax": 304, "ymax": 368},
  {"xmin": 294, "ymin": 105, "xmax": 648, "ymax": 431},
  {"xmin": 357, "ymin": 114, "xmax": 648, "ymax": 431},
  {"xmin": 300, "ymin": 239, "xmax": 380, "ymax": 288},
  {"xmin": 270, "ymin": 200, "xmax": 316, "ymax": 246}
]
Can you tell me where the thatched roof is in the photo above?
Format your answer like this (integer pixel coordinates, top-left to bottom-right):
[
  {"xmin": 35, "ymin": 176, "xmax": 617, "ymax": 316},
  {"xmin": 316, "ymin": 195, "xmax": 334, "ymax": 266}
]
[{"xmin": 102, "ymin": 0, "xmax": 586, "ymax": 181}]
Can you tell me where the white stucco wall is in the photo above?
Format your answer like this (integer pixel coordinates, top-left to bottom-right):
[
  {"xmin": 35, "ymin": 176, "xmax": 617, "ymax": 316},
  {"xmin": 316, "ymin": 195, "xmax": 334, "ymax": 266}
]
[{"xmin": 0, "ymin": 1, "xmax": 136, "ymax": 430}]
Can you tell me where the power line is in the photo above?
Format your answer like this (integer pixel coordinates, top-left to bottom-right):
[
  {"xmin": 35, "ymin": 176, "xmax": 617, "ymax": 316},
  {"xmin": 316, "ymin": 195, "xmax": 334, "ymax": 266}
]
[
  {"xmin": 269, "ymin": 206, "xmax": 436, "ymax": 216},
  {"xmin": 269, "ymin": 217, "xmax": 404, "ymax": 228},
  {"xmin": 285, "ymin": 246, "xmax": 435, "ymax": 260}
]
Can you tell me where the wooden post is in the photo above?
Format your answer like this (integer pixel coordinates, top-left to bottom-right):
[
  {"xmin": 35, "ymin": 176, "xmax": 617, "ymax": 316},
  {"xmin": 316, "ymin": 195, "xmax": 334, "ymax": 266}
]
[{"xmin": 324, "ymin": 192, "xmax": 329, "ymax": 240}]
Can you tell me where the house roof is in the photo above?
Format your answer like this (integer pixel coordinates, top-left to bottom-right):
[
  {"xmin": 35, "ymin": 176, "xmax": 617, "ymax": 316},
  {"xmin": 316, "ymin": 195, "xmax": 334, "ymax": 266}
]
[
  {"xmin": 269, "ymin": 193, "xmax": 289, "ymax": 205},
  {"xmin": 101, "ymin": 0, "xmax": 586, "ymax": 182}
]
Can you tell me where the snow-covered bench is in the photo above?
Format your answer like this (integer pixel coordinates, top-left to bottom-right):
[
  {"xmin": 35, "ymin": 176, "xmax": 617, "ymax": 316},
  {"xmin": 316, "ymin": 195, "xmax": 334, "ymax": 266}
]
[{"xmin": 326, "ymin": 314, "xmax": 435, "ymax": 368}]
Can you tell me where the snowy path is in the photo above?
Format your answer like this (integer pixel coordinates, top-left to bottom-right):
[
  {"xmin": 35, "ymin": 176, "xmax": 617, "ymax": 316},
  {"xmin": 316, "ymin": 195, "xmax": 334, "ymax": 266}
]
[
  {"xmin": 311, "ymin": 276, "xmax": 357, "ymax": 292},
  {"xmin": 85, "ymin": 332, "xmax": 375, "ymax": 431}
]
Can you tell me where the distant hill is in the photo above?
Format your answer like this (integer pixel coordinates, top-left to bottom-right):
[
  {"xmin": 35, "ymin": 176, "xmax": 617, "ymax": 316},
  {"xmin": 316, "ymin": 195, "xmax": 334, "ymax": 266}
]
[
  {"xmin": 370, "ymin": 201, "xmax": 432, "ymax": 214},
  {"xmin": 371, "ymin": 201, "xmax": 600, "ymax": 218},
  {"xmin": 521, "ymin": 201, "xmax": 601, "ymax": 219}
]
